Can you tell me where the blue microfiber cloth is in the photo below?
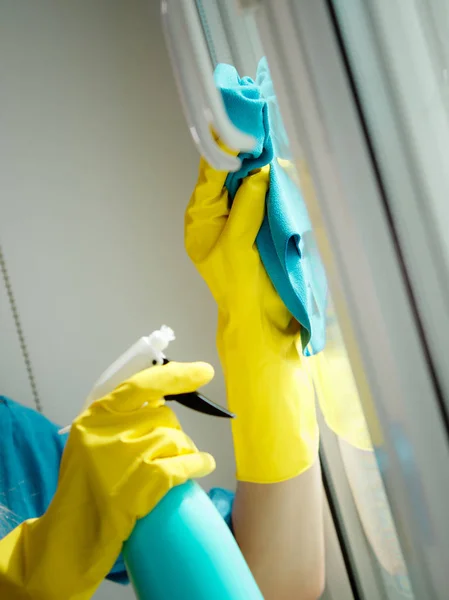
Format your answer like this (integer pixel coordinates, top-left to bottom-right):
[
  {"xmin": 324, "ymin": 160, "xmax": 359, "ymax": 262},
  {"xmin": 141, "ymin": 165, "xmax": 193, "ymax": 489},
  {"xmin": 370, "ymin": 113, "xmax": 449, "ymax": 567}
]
[{"xmin": 214, "ymin": 59, "xmax": 328, "ymax": 355}]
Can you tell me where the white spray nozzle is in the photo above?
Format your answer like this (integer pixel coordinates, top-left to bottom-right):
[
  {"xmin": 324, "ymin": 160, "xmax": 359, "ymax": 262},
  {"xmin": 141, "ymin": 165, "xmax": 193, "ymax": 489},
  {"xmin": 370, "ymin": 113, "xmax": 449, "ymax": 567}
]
[
  {"xmin": 148, "ymin": 325, "xmax": 175, "ymax": 355},
  {"xmin": 58, "ymin": 325, "xmax": 176, "ymax": 435}
]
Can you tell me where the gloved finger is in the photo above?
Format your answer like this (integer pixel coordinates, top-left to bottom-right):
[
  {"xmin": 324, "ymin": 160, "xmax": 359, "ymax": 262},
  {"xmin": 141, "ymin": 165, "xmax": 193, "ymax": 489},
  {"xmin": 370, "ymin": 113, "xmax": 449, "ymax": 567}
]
[
  {"xmin": 224, "ymin": 166, "xmax": 270, "ymax": 248},
  {"xmin": 185, "ymin": 162, "xmax": 231, "ymax": 262},
  {"xmin": 141, "ymin": 451, "xmax": 216, "ymax": 496},
  {"xmin": 82, "ymin": 405, "xmax": 182, "ymax": 438},
  {"xmin": 150, "ymin": 451, "xmax": 216, "ymax": 481},
  {"xmin": 185, "ymin": 188, "xmax": 229, "ymax": 263},
  {"xmin": 116, "ymin": 426, "xmax": 197, "ymax": 459},
  {"xmin": 187, "ymin": 133, "xmax": 239, "ymax": 223},
  {"xmin": 126, "ymin": 450, "xmax": 216, "ymax": 519},
  {"xmin": 104, "ymin": 361, "xmax": 215, "ymax": 412}
]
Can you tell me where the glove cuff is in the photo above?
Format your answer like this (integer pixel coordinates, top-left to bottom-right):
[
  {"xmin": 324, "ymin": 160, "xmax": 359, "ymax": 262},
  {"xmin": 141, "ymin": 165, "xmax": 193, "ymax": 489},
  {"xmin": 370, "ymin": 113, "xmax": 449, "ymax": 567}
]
[{"xmin": 218, "ymin": 328, "xmax": 319, "ymax": 484}]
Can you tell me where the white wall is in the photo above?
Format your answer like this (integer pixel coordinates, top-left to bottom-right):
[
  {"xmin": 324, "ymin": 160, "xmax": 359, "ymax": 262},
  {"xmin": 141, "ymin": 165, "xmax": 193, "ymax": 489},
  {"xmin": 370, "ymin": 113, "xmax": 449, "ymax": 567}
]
[
  {"xmin": 0, "ymin": 1, "xmax": 235, "ymax": 598},
  {"xmin": 0, "ymin": 269, "xmax": 35, "ymax": 405}
]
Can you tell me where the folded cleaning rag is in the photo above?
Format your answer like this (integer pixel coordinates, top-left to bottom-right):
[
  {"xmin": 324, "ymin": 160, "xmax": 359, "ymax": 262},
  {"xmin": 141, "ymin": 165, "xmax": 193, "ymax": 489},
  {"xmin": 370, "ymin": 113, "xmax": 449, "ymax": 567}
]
[{"xmin": 214, "ymin": 58, "xmax": 328, "ymax": 355}]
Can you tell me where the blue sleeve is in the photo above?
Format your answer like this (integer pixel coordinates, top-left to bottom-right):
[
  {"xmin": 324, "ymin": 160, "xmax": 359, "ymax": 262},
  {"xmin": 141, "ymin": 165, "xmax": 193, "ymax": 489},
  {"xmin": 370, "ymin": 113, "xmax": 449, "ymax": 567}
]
[
  {"xmin": 0, "ymin": 397, "xmax": 126, "ymax": 585},
  {"xmin": 0, "ymin": 396, "xmax": 66, "ymax": 524},
  {"xmin": 208, "ymin": 487, "xmax": 235, "ymax": 531}
]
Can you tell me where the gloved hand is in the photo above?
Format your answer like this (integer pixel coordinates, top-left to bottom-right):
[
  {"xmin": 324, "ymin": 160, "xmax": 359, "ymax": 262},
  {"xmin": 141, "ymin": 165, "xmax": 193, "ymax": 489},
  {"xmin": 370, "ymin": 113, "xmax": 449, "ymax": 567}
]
[
  {"xmin": 0, "ymin": 362, "xmax": 215, "ymax": 600},
  {"xmin": 186, "ymin": 155, "xmax": 318, "ymax": 483}
]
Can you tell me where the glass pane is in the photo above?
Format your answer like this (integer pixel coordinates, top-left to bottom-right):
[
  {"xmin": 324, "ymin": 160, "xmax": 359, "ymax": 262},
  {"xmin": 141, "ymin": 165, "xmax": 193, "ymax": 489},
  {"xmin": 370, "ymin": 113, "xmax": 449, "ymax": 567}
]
[
  {"xmin": 300, "ymin": 192, "xmax": 414, "ymax": 600},
  {"xmin": 196, "ymin": 2, "xmax": 415, "ymax": 597},
  {"xmin": 195, "ymin": 0, "xmax": 264, "ymax": 76},
  {"xmin": 331, "ymin": 0, "xmax": 449, "ymax": 413},
  {"xmin": 329, "ymin": 2, "xmax": 449, "ymax": 593}
]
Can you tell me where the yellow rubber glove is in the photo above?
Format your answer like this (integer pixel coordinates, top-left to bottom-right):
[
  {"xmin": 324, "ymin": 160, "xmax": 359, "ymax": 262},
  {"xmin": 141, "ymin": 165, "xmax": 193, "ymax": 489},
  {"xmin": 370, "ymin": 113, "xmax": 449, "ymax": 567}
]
[
  {"xmin": 186, "ymin": 157, "xmax": 318, "ymax": 483},
  {"xmin": 0, "ymin": 362, "xmax": 215, "ymax": 600}
]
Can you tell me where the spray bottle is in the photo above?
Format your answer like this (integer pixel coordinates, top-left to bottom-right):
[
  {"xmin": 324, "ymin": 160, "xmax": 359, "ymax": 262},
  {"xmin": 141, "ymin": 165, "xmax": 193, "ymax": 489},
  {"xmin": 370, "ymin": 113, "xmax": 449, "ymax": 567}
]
[{"xmin": 63, "ymin": 326, "xmax": 262, "ymax": 600}]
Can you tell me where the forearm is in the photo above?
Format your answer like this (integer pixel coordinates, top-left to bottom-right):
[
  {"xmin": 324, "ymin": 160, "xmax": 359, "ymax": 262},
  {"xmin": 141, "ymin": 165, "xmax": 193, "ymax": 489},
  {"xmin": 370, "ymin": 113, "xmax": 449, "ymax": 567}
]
[
  {"xmin": 221, "ymin": 338, "xmax": 324, "ymax": 597},
  {"xmin": 233, "ymin": 461, "xmax": 325, "ymax": 600}
]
